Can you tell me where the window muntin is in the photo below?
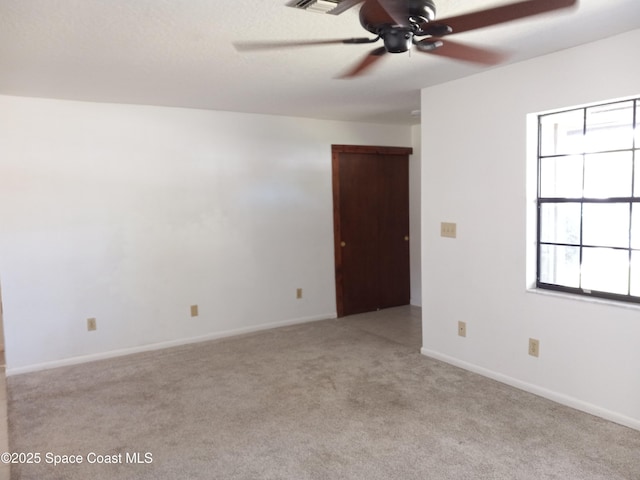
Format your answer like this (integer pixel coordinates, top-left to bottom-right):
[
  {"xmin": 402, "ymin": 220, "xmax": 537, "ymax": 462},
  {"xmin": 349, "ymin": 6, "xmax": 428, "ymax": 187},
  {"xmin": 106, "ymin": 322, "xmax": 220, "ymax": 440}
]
[{"xmin": 537, "ymin": 98, "xmax": 639, "ymax": 303}]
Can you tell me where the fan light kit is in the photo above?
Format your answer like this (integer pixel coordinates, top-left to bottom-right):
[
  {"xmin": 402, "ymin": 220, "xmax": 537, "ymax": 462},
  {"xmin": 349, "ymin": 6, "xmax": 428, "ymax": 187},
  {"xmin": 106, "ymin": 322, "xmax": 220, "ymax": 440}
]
[{"xmin": 236, "ymin": 0, "xmax": 578, "ymax": 77}]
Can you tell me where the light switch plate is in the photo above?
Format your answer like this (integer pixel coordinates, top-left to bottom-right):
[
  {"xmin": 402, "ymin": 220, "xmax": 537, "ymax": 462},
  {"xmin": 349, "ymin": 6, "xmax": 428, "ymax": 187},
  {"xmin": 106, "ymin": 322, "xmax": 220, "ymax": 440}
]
[{"xmin": 441, "ymin": 222, "xmax": 457, "ymax": 238}]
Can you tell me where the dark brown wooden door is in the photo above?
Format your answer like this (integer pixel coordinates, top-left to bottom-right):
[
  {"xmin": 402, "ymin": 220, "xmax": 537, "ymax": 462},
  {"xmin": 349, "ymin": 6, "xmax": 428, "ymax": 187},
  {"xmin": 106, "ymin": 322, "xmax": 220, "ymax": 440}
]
[{"xmin": 332, "ymin": 145, "xmax": 412, "ymax": 317}]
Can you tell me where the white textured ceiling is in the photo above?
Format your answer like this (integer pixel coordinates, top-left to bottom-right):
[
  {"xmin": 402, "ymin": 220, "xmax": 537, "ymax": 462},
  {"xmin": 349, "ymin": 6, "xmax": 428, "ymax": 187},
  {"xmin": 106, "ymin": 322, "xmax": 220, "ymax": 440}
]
[{"xmin": 1, "ymin": 0, "xmax": 639, "ymax": 125}]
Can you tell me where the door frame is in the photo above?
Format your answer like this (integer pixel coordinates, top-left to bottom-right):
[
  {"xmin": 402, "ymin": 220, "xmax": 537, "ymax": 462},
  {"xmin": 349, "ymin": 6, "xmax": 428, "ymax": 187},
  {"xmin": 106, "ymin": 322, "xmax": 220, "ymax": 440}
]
[{"xmin": 331, "ymin": 144, "xmax": 413, "ymax": 317}]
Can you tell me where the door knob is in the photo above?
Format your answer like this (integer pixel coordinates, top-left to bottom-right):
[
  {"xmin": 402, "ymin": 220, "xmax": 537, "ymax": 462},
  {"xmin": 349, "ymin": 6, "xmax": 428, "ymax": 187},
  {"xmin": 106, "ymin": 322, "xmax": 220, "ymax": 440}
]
[
  {"xmin": 404, "ymin": 236, "xmax": 409, "ymax": 241},
  {"xmin": 340, "ymin": 241, "xmax": 346, "ymax": 247}
]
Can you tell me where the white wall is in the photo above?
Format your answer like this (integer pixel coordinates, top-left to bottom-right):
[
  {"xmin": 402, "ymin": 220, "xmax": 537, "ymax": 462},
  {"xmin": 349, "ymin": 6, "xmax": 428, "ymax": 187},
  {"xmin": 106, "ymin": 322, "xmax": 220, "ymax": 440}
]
[
  {"xmin": 421, "ymin": 29, "xmax": 640, "ymax": 429},
  {"xmin": 410, "ymin": 125, "xmax": 422, "ymax": 306},
  {"xmin": 0, "ymin": 96, "xmax": 414, "ymax": 373}
]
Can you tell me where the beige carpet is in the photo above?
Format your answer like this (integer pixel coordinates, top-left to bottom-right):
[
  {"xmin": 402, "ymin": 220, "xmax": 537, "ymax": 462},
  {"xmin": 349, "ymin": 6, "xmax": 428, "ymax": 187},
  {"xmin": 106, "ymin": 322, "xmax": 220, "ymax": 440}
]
[{"xmin": 7, "ymin": 306, "xmax": 640, "ymax": 479}]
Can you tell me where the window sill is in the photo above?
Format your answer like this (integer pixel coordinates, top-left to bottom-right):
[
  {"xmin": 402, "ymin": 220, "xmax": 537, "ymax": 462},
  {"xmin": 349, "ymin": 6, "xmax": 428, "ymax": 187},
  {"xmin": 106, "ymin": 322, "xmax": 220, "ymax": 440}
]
[{"xmin": 526, "ymin": 287, "xmax": 640, "ymax": 311}]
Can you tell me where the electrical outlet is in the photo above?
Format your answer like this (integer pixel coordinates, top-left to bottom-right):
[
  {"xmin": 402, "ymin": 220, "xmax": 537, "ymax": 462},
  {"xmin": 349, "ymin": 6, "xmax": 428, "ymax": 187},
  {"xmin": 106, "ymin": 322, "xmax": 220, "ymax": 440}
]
[
  {"xmin": 87, "ymin": 318, "xmax": 97, "ymax": 331},
  {"xmin": 529, "ymin": 338, "xmax": 540, "ymax": 357},
  {"xmin": 458, "ymin": 321, "xmax": 466, "ymax": 337},
  {"xmin": 190, "ymin": 305, "xmax": 199, "ymax": 317},
  {"xmin": 441, "ymin": 222, "xmax": 457, "ymax": 238},
  {"xmin": 296, "ymin": 288, "xmax": 303, "ymax": 299}
]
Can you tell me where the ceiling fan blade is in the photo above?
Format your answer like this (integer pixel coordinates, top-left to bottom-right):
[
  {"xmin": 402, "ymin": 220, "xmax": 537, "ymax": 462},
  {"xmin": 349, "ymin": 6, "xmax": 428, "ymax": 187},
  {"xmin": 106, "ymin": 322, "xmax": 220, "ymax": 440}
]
[
  {"xmin": 376, "ymin": 0, "xmax": 412, "ymax": 26},
  {"xmin": 424, "ymin": 0, "xmax": 577, "ymax": 36},
  {"xmin": 359, "ymin": 0, "xmax": 402, "ymax": 26},
  {"xmin": 234, "ymin": 38, "xmax": 375, "ymax": 51},
  {"xmin": 339, "ymin": 46, "xmax": 387, "ymax": 78},
  {"xmin": 420, "ymin": 39, "xmax": 507, "ymax": 65}
]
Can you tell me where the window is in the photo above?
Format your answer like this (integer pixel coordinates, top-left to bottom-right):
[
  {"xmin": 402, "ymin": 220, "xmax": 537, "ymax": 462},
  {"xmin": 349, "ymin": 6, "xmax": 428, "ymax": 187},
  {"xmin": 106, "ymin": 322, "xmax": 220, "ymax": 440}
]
[{"xmin": 537, "ymin": 97, "xmax": 640, "ymax": 303}]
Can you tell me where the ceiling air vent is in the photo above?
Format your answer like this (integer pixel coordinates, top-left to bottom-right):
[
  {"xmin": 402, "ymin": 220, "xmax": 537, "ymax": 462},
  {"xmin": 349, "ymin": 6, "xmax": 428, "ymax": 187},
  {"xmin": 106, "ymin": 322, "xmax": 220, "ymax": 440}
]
[{"xmin": 287, "ymin": 0, "xmax": 352, "ymax": 15}]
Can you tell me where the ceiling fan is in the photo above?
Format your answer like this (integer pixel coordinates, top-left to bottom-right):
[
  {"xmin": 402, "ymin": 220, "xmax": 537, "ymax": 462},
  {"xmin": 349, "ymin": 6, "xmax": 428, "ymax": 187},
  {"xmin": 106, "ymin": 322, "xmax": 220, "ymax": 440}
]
[{"xmin": 234, "ymin": 0, "xmax": 578, "ymax": 77}]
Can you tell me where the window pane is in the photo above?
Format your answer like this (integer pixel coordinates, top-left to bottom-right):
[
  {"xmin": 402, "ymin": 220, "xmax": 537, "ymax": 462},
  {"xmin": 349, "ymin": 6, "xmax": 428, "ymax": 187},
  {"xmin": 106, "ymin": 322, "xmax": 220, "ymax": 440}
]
[
  {"xmin": 585, "ymin": 101, "xmax": 634, "ymax": 153},
  {"xmin": 539, "ymin": 155, "xmax": 583, "ymax": 198},
  {"xmin": 635, "ymin": 156, "xmax": 640, "ymax": 197},
  {"xmin": 540, "ymin": 109, "xmax": 584, "ymax": 156},
  {"xmin": 581, "ymin": 247, "xmax": 629, "ymax": 295},
  {"xmin": 582, "ymin": 203, "xmax": 629, "ymax": 248},
  {"xmin": 583, "ymin": 151, "xmax": 632, "ymax": 198},
  {"xmin": 539, "ymin": 245, "xmax": 580, "ymax": 287},
  {"xmin": 636, "ymin": 101, "xmax": 640, "ymax": 147},
  {"xmin": 632, "ymin": 204, "xmax": 640, "ymax": 250},
  {"xmin": 540, "ymin": 203, "xmax": 581, "ymax": 244},
  {"xmin": 631, "ymin": 251, "xmax": 640, "ymax": 297}
]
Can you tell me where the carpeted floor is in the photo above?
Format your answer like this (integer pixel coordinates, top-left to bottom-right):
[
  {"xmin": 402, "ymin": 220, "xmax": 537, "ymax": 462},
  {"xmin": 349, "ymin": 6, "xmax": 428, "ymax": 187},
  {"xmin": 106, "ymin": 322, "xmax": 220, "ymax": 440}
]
[{"xmin": 7, "ymin": 306, "xmax": 640, "ymax": 479}]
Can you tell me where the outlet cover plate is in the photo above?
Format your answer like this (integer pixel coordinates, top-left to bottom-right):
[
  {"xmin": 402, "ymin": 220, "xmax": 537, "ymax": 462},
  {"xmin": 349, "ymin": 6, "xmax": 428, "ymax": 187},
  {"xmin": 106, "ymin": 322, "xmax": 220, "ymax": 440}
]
[
  {"xmin": 458, "ymin": 321, "xmax": 466, "ymax": 337},
  {"xmin": 87, "ymin": 318, "xmax": 97, "ymax": 331}
]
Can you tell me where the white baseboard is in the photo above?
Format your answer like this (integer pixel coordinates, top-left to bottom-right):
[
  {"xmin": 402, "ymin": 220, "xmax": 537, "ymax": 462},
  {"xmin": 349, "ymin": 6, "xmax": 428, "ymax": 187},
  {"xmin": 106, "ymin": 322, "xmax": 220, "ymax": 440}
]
[
  {"xmin": 7, "ymin": 313, "xmax": 336, "ymax": 376},
  {"xmin": 421, "ymin": 347, "xmax": 640, "ymax": 432}
]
